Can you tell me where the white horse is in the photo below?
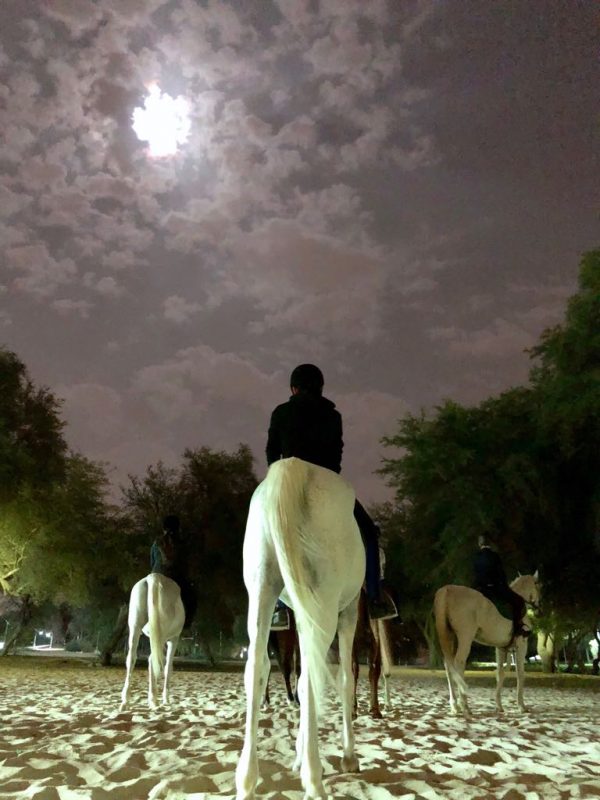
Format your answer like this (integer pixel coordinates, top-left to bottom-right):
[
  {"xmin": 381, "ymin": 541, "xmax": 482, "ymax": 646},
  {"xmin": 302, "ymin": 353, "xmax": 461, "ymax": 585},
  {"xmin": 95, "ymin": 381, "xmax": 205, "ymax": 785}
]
[
  {"xmin": 119, "ymin": 573, "xmax": 185, "ymax": 711},
  {"xmin": 434, "ymin": 572, "xmax": 540, "ymax": 716},
  {"xmin": 236, "ymin": 457, "xmax": 365, "ymax": 800}
]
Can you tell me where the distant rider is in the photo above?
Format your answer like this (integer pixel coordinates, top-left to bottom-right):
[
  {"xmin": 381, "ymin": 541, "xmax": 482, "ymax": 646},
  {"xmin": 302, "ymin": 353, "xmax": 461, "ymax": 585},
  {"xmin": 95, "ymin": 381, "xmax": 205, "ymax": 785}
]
[
  {"xmin": 472, "ymin": 536, "xmax": 528, "ymax": 638},
  {"xmin": 151, "ymin": 514, "xmax": 197, "ymax": 629}
]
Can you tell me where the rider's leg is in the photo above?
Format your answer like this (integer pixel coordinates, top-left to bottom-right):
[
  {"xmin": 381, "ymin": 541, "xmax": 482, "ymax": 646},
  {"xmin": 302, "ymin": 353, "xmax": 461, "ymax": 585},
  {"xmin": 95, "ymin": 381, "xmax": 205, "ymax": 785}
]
[
  {"xmin": 354, "ymin": 500, "xmax": 396, "ymax": 620},
  {"xmin": 507, "ymin": 589, "xmax": 528, "ymax": 637}
]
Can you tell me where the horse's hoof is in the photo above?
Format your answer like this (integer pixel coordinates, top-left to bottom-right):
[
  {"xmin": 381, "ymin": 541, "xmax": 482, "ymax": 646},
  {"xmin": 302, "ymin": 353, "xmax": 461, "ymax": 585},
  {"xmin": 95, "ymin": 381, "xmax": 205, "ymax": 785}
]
[
  {"xmin": 303, "ymin": 782, "xmax": 326, "ymax": 799},
  {"xmin": 341, "ymin": 754, "xmax": 360, "ymax": 773},
  {"xmin": 370, "ymin": 709, "xmax": 383, "ymax": 720}
]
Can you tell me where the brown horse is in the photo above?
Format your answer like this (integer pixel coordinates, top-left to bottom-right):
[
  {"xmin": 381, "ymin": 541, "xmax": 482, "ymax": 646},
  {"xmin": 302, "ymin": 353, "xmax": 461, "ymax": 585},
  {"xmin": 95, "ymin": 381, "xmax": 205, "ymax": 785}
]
[
  {"xmin": 263, "ymin": 589, "xmax": 393, "ymax": 719},
  {"xmin": 262, "ymin": 611, "xmax": 301, "ymax": 708},
  {"xmin": 351, "ymin": 588, "xmax": 394, "ymax": 719}
]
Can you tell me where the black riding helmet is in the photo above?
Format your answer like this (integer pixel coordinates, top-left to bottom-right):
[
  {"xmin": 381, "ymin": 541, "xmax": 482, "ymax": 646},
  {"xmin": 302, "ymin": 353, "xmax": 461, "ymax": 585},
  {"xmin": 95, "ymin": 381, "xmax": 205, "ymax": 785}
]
[{"xmin": 290, "ymin": 364, "xmax": 324, "ymax": 396}]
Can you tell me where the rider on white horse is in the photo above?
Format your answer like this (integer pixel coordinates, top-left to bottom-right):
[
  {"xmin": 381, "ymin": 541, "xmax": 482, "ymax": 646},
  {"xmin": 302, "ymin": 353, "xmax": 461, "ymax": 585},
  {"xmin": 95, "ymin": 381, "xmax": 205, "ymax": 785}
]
[
  {"xmin": 151, "ymin": 514, "xmax": 196, "ymax": 630},
  {"xmin": 472, "ymin": 535, "xmax": 528, "ymax": 639},
  {"xmin": 266, "ymin": 364, "xmax": 397, "ymax": 625}
]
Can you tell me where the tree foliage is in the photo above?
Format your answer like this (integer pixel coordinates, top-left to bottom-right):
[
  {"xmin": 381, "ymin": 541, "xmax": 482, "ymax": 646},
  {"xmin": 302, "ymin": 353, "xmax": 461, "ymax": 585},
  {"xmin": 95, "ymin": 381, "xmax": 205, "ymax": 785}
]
[
  {"xmin": 379, "ymin": 250, "xmax": 600, "ymax": 653},
  {"xmin": 120, "ymin": 445, "xmax": 258, "ymax": 646}
]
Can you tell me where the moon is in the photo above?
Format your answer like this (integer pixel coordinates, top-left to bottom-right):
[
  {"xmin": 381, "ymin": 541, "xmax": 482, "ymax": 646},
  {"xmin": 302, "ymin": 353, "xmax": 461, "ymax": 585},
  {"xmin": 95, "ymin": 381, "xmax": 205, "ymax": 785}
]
[{"xmin": 132, "ymin": 83, "xmax": 191, "ymax": 158}]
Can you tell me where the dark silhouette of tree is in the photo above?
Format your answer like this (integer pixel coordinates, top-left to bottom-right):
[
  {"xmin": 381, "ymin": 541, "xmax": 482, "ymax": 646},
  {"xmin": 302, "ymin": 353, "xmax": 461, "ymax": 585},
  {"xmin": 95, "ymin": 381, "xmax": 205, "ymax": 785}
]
[{"xmin": 379, "ymin": 250, "xmax": 600, "ymax": 668}]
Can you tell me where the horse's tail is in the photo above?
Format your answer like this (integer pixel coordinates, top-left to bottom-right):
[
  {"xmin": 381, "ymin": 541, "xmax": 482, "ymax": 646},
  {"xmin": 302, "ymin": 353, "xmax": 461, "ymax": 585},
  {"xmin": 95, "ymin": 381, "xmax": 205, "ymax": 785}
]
[
  {"xmin": 433, "ymin": 586, "xmax": 467, "ymax": 692},
  {"xmin": 264, "ymin": 458, "xmax": 333, "ymax": 714},
  {"xmin": 147, "ymin": 574, "xmax": 165, "ymax": 679}
]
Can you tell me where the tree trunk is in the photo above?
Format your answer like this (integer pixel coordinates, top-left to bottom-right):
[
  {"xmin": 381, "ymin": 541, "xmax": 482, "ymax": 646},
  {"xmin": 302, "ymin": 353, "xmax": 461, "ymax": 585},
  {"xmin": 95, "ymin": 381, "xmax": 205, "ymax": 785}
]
[
  {"xmin": 536, "ymin": 630, "xmax": 556, "ymax": 673},
  {"xmin": 98, "ymin": 604, "xmax": 128, "ymax": 666},
  {"xmin": 0, "ymin": 595, "xmax": 33, "ymax": 656}
]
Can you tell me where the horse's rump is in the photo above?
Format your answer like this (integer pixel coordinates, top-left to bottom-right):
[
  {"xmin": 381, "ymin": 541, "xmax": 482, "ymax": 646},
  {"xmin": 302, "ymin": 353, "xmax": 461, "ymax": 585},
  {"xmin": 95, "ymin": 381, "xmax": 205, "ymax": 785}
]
[{"xmin": 249, "ymin": 457, "xmax": 364, "ymax": 709}]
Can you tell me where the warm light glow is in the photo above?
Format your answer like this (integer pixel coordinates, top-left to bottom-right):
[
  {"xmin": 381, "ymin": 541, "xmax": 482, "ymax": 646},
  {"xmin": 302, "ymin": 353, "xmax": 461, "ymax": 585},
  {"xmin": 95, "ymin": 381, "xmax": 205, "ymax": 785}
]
[{"xmin": 132, "ymin": 83, "xmax": 191, "ymax": 158}]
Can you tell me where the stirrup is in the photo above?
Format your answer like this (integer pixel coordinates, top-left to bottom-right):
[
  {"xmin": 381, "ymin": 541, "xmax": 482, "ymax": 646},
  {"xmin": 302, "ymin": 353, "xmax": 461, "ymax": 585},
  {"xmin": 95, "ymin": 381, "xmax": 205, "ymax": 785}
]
[
  {"xmin": 368, "ymin": 596, "xmax": 398, "ymax": 621},
  {"xmin": 270, "ymin": 609, "xmax": 290, "ymax": 631}
]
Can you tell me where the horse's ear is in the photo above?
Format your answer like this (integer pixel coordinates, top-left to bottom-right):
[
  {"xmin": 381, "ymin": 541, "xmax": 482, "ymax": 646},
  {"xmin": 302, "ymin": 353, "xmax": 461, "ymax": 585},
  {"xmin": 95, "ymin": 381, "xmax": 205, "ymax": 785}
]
[{"xmin": 533, "ymin": 569, "xmax": 539, "ymax": 581}]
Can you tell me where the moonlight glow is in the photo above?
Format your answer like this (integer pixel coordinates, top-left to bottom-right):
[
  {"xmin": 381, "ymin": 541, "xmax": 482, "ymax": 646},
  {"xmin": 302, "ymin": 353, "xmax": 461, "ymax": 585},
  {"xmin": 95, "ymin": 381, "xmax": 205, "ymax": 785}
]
[{"xmin": 132, "ymin": 83, "xmax": 191, "ymax": 158}]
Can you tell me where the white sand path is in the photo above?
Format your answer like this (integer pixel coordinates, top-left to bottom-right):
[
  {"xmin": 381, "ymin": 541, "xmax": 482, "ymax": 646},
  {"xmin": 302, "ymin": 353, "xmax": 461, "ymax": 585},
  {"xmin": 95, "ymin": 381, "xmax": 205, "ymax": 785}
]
[{"xmin": 0, "ymin": 660, "xmax": 599, "ymax": 800}]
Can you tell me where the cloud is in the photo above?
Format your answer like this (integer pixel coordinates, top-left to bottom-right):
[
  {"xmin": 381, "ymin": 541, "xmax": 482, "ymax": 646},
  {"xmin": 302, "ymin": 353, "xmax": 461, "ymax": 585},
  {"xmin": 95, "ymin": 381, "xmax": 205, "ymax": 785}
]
[
  {"xmin": 6, "ymin": 244, "xmax": 77, "ymax": 299},
  {"xmin": 131, "ymin": 345, "xmax": 281, "ymax": 424},
  {"xmin": 52, "ymin": 298, "xmax": 93, "ymax": 318},
  {"xmin": 429, "ymin": 318, "xmax": 535, "ymax": 359},
  {"xmin": 44, "ymin": 0, "xmax": 103, "ymax": 37},
  {"xmin": 57, "ymin": 382, "xmax": 125, "ymax": 450},
  {"xmin": 163, "ymin": 295, "xmax": 203, "ymax": 324}
]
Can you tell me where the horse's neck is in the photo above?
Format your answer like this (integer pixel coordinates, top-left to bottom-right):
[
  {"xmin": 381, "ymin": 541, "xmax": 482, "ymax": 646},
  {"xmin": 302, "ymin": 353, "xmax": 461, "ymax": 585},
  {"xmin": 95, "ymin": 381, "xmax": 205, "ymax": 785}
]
[{"xmin": 510, "ymin": 575, "xmax": 529, "ymax": 599}]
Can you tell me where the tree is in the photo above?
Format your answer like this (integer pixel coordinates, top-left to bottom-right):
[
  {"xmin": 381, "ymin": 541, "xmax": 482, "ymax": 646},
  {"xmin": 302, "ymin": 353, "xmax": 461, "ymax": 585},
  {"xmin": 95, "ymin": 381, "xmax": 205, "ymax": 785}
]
[
  {"xmin": 0, "ymin": 348, "xmax": 67, "ymax": 502},
  {"xmin": 379, "ymin": 250, "xmax": 600, "ymax": 667},
  {"xmin": 120, "ymin": 444, "xmax": 258, "ymax": 659}
]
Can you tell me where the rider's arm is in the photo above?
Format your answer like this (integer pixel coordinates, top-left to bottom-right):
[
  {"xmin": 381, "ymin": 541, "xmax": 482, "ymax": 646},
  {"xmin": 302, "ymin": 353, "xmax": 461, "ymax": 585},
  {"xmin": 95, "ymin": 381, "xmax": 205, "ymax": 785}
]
[
  {"xmin": 332, "ymin": 411, "xmax": 344, "ymax": 474},
  {"xmin": 266, "ymin": 407, "xmax": 282, "ymax": 466}
]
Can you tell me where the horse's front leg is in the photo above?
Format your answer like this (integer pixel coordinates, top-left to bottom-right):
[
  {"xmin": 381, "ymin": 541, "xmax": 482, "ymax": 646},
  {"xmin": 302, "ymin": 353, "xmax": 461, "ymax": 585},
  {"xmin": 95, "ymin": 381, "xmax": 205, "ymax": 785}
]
[
  {"xmin": 495, "ymin": 647, "xmax": 507, "ymax": 713},
  {"xmin": 236, "ymin": 590, "xmax": 276, "ymax": 800},
  {"xmin": 368, "ymin": 620, "xmax": 382, "ymax": 719},
  {"xmin": 162, "ymin": 637, "xmax": 178, "ymax": 705},
  {"xmin": 119, "ymin": 624, "xmax": 140, "ymax": 711},
  {"xmin": 514, "ymin": 639, "xmax": 528, "ymax": 712},
  {"xmin": 338, "ymin": 598, "xmax": 360, "ymax": 773}
]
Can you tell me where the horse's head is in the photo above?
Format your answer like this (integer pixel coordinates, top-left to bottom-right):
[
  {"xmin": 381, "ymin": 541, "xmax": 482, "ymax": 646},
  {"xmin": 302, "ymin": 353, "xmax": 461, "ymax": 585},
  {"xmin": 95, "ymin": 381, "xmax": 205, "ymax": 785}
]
[{"xmin": 512, "ymin": 570, "xmax": 541, "ymax": 613}]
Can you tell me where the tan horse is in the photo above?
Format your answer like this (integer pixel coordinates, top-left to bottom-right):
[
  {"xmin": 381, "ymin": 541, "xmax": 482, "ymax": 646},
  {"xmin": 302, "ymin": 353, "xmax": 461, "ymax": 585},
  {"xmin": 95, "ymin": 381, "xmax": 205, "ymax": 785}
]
[{"xmin": 434, "ymin": 572, "xmax": 539, "ymax": 716}]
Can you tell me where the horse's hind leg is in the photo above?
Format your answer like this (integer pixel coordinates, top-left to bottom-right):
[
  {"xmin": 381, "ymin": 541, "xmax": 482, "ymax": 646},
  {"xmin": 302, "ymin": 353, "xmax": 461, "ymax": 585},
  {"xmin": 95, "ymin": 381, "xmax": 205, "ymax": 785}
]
[
  {"xmin": 368, "ymin": 620, "xmax": 382, "ymax": 719},
  {"xmin": 236, "ymin": 587, "xmax": 277, "ymax": 800},
  {"xmin": 443, "ymin": 658, "xmax": 459, "ymax": 715},
  {"xmin": 282, "ymin": 634, "xmax": 296, "ymax": 704},
  {"xmin": 495, "ymin": 647, "xmax": 507, "ymax": 713},
  {"xmin": 453, "ymin": 633, "xmax": 474, "ymax": 716},
  {"xmin": 162, "ymin": 637, "xmax": 178, "ymax": 705},
  {"xmin": 147, "ymin": 645, "xmax": 161, "ymax": 709},
  {"xmin": 337, "ymin": 598, "xmax": 360, "ymax": 773},
  {"xmin": 295, "ymin": 636, "xmax": 330, "ymax": 799},
  {"xmin": 514, "ymin": 639, "xmax": 528, "ymax": 712},
  {"xmin": 261, "ymin": 665, "xmax": 271, "ymax": 711},
  {"xmin": 120, "ymin": 625, "xmax": 140, "ymax": 711}
]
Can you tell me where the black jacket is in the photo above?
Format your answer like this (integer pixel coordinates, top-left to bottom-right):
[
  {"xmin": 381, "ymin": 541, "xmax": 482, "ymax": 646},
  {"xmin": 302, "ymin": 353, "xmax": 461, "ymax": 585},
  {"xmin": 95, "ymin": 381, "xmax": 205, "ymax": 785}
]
[
  {"xmin": 473, "ymin": 546, "xmax": 508, "ymax": 592},
  {"xmin": 266, "ymin": 393, "xmax": 343, "ymax": 474}
]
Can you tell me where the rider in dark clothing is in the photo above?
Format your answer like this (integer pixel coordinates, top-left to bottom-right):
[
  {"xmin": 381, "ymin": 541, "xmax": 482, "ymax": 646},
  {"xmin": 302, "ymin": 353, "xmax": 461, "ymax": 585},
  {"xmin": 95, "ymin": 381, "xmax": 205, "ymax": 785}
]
[
  {"xmin": 473, "ymin": 536, "xmax": 528, "ymax": 638},
  {"xmin": 266, "ymin": 364, "xmax": 396, "ymax": 623},
  {"xmin": 151, "ymin": 514, "xmax": 197, "ymax": 629}
]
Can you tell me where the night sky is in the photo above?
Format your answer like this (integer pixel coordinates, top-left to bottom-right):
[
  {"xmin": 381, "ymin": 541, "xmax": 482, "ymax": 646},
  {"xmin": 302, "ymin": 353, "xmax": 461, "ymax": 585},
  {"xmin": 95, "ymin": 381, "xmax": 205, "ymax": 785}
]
[{"xmin": 1, "ymin": 1, "xmax": 598, "ymax": 502}]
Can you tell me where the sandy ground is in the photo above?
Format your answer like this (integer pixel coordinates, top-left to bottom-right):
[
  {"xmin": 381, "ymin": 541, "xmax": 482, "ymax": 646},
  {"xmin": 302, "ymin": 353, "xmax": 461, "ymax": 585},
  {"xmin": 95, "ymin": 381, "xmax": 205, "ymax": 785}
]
[{"xmin": 0, "ymin": 657, "xmax": 599, "ymax": 800}]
